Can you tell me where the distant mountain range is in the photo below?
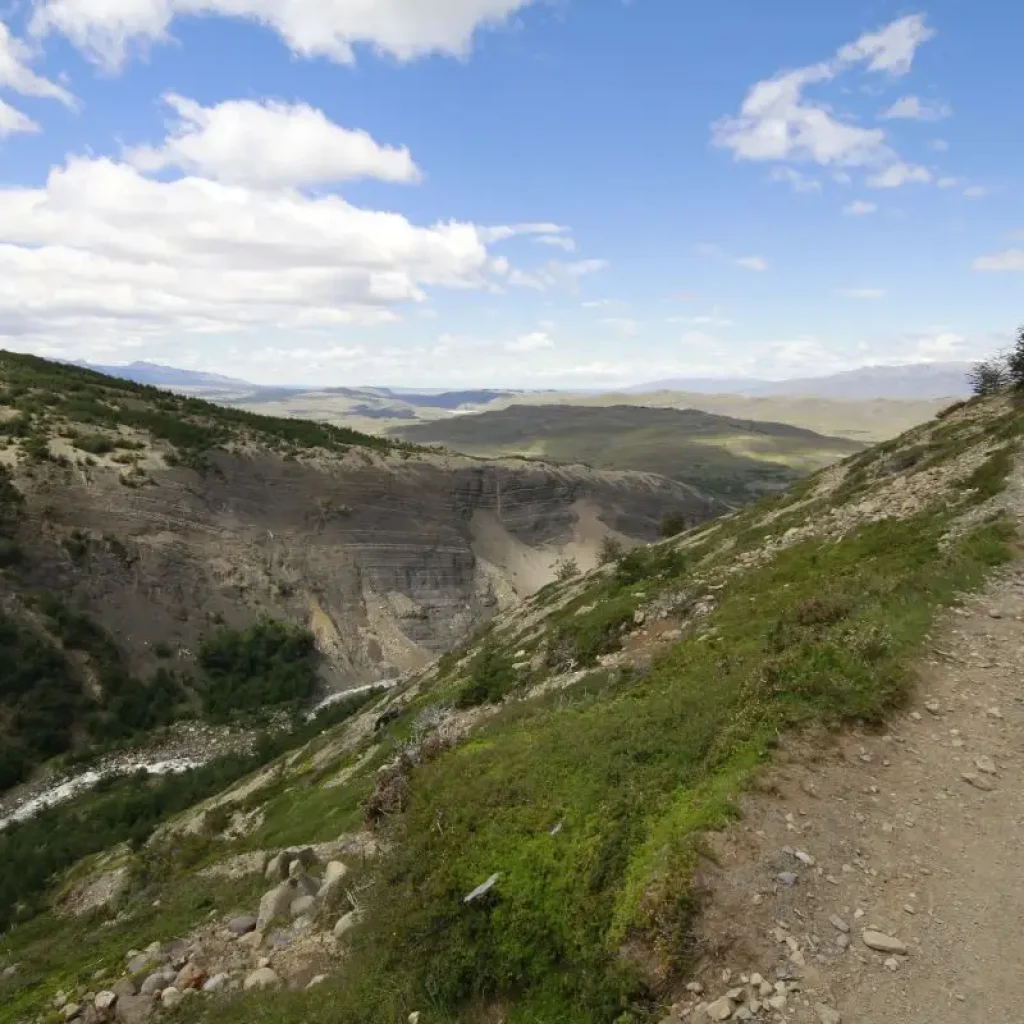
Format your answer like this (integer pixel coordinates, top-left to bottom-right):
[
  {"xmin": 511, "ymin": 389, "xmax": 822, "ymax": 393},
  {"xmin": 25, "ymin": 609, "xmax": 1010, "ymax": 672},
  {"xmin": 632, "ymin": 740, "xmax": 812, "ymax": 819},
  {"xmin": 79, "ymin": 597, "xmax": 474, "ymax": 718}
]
[
  {"xmin": 628, "ymin": 362, "xmax": 974, "ymax": 400},
  {"xmin": 77, "ymin": 359, "xmax": 974, "ymax": 402},
  {"xmin": 73, "ymin": 360, "xmax": 253, "ymax": 392}
]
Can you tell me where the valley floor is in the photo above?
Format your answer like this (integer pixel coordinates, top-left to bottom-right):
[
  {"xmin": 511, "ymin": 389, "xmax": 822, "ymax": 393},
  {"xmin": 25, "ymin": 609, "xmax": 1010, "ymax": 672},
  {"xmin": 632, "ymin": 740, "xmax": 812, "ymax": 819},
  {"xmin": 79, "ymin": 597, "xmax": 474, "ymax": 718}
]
[{"xmin": 676, "ymin": 559, "xmax": 1024, "ymax": 1023}]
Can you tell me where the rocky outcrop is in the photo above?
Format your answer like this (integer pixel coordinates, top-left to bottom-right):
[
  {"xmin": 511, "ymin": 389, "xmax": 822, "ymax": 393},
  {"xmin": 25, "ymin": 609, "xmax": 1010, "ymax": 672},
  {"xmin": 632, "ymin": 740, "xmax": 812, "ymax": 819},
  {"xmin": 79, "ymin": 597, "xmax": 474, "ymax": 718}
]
[{"xmin": 11, "ymin": 448, "xmax": 723, "ymax": 687}]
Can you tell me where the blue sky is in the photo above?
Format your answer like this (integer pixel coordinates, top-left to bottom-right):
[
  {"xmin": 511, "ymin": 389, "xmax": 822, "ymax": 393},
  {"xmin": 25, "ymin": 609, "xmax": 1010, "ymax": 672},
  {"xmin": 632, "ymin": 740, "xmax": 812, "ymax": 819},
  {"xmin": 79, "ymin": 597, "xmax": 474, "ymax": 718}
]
[{"xmin": 0, "ymin": 0, "xmax": 1020, "ymax": 387}]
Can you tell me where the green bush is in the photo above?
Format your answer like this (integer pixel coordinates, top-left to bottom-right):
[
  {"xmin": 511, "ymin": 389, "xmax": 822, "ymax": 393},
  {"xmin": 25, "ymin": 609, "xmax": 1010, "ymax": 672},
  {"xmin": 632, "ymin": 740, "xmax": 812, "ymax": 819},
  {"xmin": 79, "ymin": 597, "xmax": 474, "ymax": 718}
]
[{"xmin": 456, "ymin": 642, "xmax": 518, "ymax": 707}]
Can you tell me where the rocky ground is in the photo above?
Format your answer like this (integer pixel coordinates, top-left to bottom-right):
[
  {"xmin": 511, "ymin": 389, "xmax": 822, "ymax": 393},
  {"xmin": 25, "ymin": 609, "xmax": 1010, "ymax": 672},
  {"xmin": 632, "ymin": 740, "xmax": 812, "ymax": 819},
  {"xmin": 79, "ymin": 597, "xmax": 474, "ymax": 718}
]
[
  {"xmin": 28, "ymin": 835, "xmax": 384, "ymax": 1024},
  {"xmin": 658, "ymin": 562, "xmax": 1024, "ymax": 1024}
]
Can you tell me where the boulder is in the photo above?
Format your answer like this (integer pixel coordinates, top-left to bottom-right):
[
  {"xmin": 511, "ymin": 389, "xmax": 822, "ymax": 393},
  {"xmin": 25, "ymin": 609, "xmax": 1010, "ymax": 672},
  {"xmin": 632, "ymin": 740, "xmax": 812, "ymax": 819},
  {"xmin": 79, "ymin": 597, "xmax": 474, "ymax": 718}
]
[
  {"xmin": 257, "ymin": 882, "xmax": 295, "ymax": 930},
  {"xmin": 94, "ymin": 992, "xmax": 118, "ymax": 1012},
  {"xmin": 125, "ymin": 953, "xmax": 157, "ymax": 977},
  {"xmin": 114, "ymin": 994, "xmax": 153, "ymax": 1024},
  {"xmin": 243, "ymin": 968, "xmax": 282, "ymax": 992},
  {"xmin": 290, "ymin": 895, "xmax": 316, "ymax": 918},
  {"xmin": 111, "ymin": 979, "xmax": 137, "ymax": 1000},
  {"xmin": 63, "ymin": 1004, "xmax": 82, "ymax": 1021},
  {"xmin": 333, "ymin": 911, "xmax": 360, "ymax": 939},
  {"xmin": 317, "ymin": 862, "xmax": 349, "ymax": 908},
  {"xmin": 226, "ymin": 914, "xmax": 257, "ymax": 936},
  {"xmin": 174, "ymin": 962, "xmax": 206, "ymax": 991},
  {"xmin": 139, "ymin": 971, "xmax": 175, "ymax": 997},
  {"xmin": 202, "ymin": 974, "xmax": 229, "ymax": 994},
  {"xmin": 265, "ymin": 848, "xmax": 316, "ymax": 884},
  {"xmin": 160, "ymin": 988, "xmax": 183, "ymax": 1010}
]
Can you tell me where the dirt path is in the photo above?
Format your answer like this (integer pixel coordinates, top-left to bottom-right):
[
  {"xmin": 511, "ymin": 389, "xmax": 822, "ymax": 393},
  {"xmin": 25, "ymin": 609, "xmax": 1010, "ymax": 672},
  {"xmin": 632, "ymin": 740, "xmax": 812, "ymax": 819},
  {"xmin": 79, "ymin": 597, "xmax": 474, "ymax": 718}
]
[{"xmin": 673, "ymin": 560, "xmax": 1024, "ymax": 1024}]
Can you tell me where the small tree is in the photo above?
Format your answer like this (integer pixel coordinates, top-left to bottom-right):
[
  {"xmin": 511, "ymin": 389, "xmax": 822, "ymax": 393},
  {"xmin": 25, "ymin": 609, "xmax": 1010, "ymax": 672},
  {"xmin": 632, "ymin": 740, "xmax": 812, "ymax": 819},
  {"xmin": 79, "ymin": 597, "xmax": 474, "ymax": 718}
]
[
  {"xmin": 968, "ymin": 357, "xmax": 1009, "ymax": 397},
  {"xmin": 599, "ymin": 535, "xmax": 623, "ymax": 565},
  {"xmin": 1005, "ymin": 325, "xmax": 1024, "ymax": 390},
  {"xmin": 554, "ymin": 557, "xmax": 580, "ymax": 583}
]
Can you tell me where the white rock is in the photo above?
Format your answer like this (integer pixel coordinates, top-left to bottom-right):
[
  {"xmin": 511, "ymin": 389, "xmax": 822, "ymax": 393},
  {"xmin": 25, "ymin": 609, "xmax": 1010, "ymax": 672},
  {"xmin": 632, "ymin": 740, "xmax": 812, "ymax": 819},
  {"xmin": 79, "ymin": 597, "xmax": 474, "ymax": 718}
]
[
  {"xmin": 794, "ymin": 850, "xmax": 816, "ymax": 866},
  {"xmin": 962, "ymin": 772, "xmax": 996, "ymax": 792},
  {"xmin": 160, "ymin": 988, "xmax": 183, "ymax": 1010},
  {"xmin": 828, "ymin": 915, "xmax": 850, "ymax": 933},
  {"xmin": 243, "ymin": 968, "xmax": 282, "ymax": 992},
  {"xmin": 94, "ymin": 992, "xmax": 117, "ymax": 1012},
  {"xmin": 706, "ymin": 997, "xmax": 735, "ymax": 1021},
  {"xmin": 63, "ymin": 1004, "xmax": 81, "ymax": 1020},
  {"xmin": 203, "ymin": 974, "xmax": 229, "ymax": 994},
  {"xmin": 307, "ymin": 975, "xmax": 327, "ymax": 989},
  {"xmin": 862, "ymin": 930, "xmax": 908, "ymax": 955},
  {"xmin": 975, "ymin": 755, "xmax": 997, "ymax": 775},
  {"xmin": 334, "ymin": 911, "xmax": 360, "ymax": 939},
  {"xmin": 408, "ymin": 1014, "xmax": 421, "ymax": 1024}
]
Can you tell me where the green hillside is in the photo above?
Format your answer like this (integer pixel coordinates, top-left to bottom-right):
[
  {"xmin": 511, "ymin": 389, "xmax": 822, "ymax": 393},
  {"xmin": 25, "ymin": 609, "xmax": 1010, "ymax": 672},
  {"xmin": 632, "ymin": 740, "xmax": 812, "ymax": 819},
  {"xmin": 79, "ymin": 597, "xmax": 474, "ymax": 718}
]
[{"xmin": 398, "ymin": 404, "xmax": 864, "ymax": 504}]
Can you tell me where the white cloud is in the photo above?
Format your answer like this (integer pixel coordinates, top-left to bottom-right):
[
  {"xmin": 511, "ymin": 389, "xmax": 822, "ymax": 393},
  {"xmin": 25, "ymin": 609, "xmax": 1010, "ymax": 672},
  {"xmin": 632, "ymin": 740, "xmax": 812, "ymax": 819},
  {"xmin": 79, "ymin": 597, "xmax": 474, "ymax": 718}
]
[
  {"xmin": 0, "ymin": 98, "xmax": 38, "ymax": 137},
  {"xmin": 937, "ymin": 175, "xmax": 961, "ymax": 188},
  {"xmin": 928, "ymin": 138, "xmax": 950, "ymax": 152},
  {"xmin": 0, "ymin": 20, "xmax": 76, "ymax": 107},
  {"xmin": 734, "ymin": 255, "xmax": 769, "ymax": 272},
  {"xmin": 843, "ymin": 199, "xmax": 877, "ymax": 215},
  {"xmin": 712, "ymin": 15, "xmax": 937, "ymax": 189},
  {"xmin": 973, "ymin": 250, "xmax": 1024, "ymax": 272},
  {"xmin": 0, "ymin": 154, "xmax": 513, "ymax": 350},
  {"xmin": 867, "ymin": 162, "xmax": 931, "ymax": 188},
  {"xmin": 480, "ymin": 223, "xmax": 568, "ymax": 244},
  {"xmin": 534, "ymin": 234, "xmax": 576, "ymax": 252},
  {"xmin": 30, "ymin": 0, "xmax": 538, "ymax": 69},
  {"xmin": 770, "ymin": 167, "xmax": 822, "ymax": 193},
  {"xmin": 507, "ymin": 258, "xmax": 608, "ymax": 291},
  {"xmin": 880, "ymin": 95, "xmax": 951, "ymax": 121},
  {"xmin": 963, "ymin": 185, "xmax": 989, "ymax": 199},
  {"xmin": 836, "ymin": 14, "xmax": 935, "ymax": 76},
  {"xmin": 505, "ymin": 331, "xmax": 554, "ymax": 353},
  {"xmin": 837, "ymin": 287, "xmax": 885, "ymax": 299},
  {"xmin": 712, "ymin": 62, "xmax": 886, "ymax": 167},
  {"xmin": 127, "ymin": 94, "xmax": 420, "ymax": 187}
]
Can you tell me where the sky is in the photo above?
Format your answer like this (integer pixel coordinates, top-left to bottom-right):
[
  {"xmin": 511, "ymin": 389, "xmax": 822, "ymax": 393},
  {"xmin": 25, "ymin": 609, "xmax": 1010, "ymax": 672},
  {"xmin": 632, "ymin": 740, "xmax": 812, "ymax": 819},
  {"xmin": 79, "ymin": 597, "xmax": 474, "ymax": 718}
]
[{"xmin": 0, "ymin": 0, "xmax": 1021, "ymax": 388}]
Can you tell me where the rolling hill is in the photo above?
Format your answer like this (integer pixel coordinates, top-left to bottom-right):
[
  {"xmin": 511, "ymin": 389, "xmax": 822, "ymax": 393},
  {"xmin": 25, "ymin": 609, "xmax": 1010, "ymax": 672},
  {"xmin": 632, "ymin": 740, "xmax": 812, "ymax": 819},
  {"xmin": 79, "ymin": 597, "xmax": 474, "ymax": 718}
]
[{"xmin": 396, "ymin": 404, "xmax": 866, "ymax": 504}]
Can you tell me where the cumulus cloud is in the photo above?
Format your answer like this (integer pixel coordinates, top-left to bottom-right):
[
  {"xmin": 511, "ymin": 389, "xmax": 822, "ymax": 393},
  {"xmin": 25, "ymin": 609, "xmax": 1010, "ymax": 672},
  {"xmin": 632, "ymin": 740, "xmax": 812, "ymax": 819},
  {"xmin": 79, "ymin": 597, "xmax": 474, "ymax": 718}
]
[
  {"xmin": 881, "ymin": 95, "xmax": 951, "ymax": 121},
  {"xmin": 127, "ymin": 94, "xmax": 421, "ymax": 187},
  {"xmin": 837, "ymin": 287, "xmax": 885, "ymax": 299},
  {"xmin": 867, "ymin": 162, "xmax": 931, "ymax": 188},
  {"xmin": 712, "ymin": 14, "xmax": 937, "ymax": 188},
  {"xmin": 843, "ymin": 199, "xmax": 877, "ymax": 215},
  {"xmin": 973, "ymin": 250, "xmax": 1024, "ymax": 272},
  {"xmin": 0, "ymin": 154, "xmax": 503, "ymax": 350},
  {"xmin": 30, "ymin": 0, "xmax": 538, "ymax": 70}
]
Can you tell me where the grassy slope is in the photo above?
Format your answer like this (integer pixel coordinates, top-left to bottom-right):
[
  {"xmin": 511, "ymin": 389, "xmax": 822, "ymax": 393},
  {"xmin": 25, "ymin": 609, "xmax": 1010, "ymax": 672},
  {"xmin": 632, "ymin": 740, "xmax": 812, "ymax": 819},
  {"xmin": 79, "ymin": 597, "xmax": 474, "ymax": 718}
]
[
  {"xmin": 397, "ymin": 405, "xmax": 863, "ymax": 504},
  {"xmin": 496, "ymin": 391, "xmax": 947, "ymax": 444},
  {"xmin": 3, "ymin": 395, "xmax": 1020, "ymax": 1024}
]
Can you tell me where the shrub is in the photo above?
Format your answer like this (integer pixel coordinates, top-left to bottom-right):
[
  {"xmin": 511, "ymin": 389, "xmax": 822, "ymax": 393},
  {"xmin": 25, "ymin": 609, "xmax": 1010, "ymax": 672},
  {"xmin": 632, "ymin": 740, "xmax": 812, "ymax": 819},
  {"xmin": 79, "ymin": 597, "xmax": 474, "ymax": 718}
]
[
  {"xmin": 554, "ymin": 557, "xmax": 580, "ymax": 582},
  {"xmin": 969, "ymin": 357, "xmax": 1009, "ymax": 397},
  {"xmin": 1005, "ymin": 325, "xmax": 1024, "ymax": 390},
  {"xmin": 198, "ymin": 618, "xmax": 319, "ymax": 720},
  {"xmin": 600, "ymin": 535, "xmax": 623, "ymax": 564},
  {"xmin": 456, "ymin": 642, "xmax": 518, "ymax": 707}
]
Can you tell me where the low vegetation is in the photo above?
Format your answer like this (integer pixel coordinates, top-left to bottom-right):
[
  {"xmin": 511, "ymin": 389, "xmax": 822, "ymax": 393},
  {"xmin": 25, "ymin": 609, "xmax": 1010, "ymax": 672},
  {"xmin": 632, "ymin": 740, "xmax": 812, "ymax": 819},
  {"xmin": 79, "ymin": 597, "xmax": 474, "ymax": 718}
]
[
  {"xmin": 0, "ymin": 689, "xmax": 377, "ymax": 934},
  {"xmin": 396, "ymin": 404, "xmax": 865, "ymax": 505}
]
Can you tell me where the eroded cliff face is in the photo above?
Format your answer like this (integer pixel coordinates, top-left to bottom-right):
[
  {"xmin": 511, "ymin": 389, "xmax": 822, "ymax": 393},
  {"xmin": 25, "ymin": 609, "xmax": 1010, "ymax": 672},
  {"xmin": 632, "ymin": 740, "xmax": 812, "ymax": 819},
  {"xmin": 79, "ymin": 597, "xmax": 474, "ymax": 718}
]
[{"xmin": 9, "ymin": 447, "xmax": 723, "ymax": 688}]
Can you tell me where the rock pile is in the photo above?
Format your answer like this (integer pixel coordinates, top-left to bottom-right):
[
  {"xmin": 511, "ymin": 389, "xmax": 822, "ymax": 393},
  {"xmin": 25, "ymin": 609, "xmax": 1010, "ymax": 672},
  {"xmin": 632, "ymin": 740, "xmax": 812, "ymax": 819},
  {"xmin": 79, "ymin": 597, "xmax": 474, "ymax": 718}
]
[{"xmin": 55, "ymin": 845, "xmax": 365, "ymax": 1024}]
